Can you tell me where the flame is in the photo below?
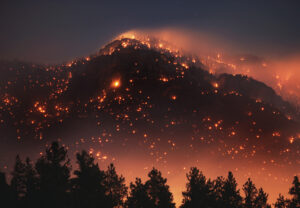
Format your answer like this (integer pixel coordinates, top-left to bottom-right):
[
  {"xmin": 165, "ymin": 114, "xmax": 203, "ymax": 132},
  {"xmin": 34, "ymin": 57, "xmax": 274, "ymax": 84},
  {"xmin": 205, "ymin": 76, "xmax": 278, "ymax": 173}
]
[
  {"xmin": 111, "ymin": 79, "xmax": 121, "ymax": 88},
  {"xmin": 171, "ymin": 95, "xmax": 177, "ymax": 100},
  {"xmin": 212, "ymin": 82, "xmax": 219, "ymax": 88}
]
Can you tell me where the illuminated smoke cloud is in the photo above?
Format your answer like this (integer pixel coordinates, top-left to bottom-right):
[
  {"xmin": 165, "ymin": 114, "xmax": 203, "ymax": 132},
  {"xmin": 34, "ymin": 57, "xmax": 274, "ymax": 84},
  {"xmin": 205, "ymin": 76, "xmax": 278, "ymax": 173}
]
[{"xmin": 115, "ymin": 28, "xmax": 300, "ymax": 107}]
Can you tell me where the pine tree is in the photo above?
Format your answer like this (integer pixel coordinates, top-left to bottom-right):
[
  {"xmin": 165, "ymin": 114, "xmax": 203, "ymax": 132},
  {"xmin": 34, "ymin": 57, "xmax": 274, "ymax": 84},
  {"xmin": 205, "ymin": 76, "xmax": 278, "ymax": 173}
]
[
  {"xmin": 126, "ymin": 178, "xmax": 154, "ymax": 208},
  {"xmin": 0, "ymin": 171, "xmax": 13, "ymax": 207},
  {"xmin": 104, "ymin": 163, "xmax": 128, "ymax": 208},
  {"xmin": 71, "ymin": 150, "xmax": 106, "ymax": 208},
  {"xmin": 10, "ymin": 156, "xmax": 38, "ymax": 208},
  {"xmin": 255, "ymin": 188, "xmax": 271, "ymax": 208},
  {"xmin": 213, "ymin": 176, "xmax": 225, "ymax": 207},
  {"xmin": 11, "ymin": 155, "xmax": 26, "ymax": 202},
  {"xmin": 35, "ymin": 141, "xmax": 71, "ymax": 208},
  {"xmin": 242, "ymin": 178, "xmax": 271, "ymax": 208},
  {"xmin": 289, "ymin": 176, "xmax": 300, "ymax": 208},
  {"xmin": 243, "ymin": 178, "xmax": 258, "ymax": 208},
  {"xmin": 181, "ymin": 167, "xmax": 214, "ymax": 208},
  {"xmin": 145, "ymin": 168, "xmax": 175, "ymax": 208},
  {"xmin": 220, "ymin": 171, "xmax": 242, "ymax": 208},
  {"xmin": 23, "ymin": 158, "xmax": 39, "ymax": 208},
  {"xmin": 275, "ymin": 194, "xmax": 289, "ymax": 208}
]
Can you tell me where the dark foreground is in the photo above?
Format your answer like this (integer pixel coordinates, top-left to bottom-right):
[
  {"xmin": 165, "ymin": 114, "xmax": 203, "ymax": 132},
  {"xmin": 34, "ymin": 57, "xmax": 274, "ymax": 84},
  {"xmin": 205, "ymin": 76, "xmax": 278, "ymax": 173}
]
[{"xmin": 0, "ymin": 142, "xmax": 299, "ymax": 208}]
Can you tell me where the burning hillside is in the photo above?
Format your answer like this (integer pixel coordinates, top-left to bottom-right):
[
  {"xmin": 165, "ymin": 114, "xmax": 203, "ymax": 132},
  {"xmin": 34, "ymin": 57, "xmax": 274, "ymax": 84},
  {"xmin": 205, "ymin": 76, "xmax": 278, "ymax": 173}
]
[{"xmin": 0, "ymin": 35, "xmax": 299, "ymax": 204}]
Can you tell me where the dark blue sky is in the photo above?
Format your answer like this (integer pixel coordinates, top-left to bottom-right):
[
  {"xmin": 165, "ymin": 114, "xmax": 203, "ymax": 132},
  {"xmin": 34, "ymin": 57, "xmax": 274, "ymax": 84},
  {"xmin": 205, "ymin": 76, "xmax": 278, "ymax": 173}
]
[{"xmin": 1, "ymin": 0, "xmax": 300, "ymax": 63}]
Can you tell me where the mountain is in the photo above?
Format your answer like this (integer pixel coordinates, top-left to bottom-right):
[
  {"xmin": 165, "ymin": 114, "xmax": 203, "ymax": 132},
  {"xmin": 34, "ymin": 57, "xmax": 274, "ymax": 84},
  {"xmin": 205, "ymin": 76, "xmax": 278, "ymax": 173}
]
[{"xmin": 0, "ymin": 38, "xmax": 299, "ymax": 167}]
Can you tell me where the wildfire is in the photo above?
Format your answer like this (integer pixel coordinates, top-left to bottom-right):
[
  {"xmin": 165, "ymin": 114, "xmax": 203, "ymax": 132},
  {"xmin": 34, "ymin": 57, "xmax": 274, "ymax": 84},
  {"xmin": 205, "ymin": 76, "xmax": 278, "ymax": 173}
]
[
  {"xmin": 213, "ymin": 82, "xmax": 219, "ymax": 88},
  {"xmin": 122, "ymin": 42, "xmax": 128, "ymax": 48},
  {"xmin": 111, "ymin": 79, "xmax": 121, "ymax": 88},
  {"xmin": 171, "ymin": 95, "xmax": 177, "ymax": 100},
  {"xmin": 160, "ymin": 77, "xmax": 169, "ymax": 82}
]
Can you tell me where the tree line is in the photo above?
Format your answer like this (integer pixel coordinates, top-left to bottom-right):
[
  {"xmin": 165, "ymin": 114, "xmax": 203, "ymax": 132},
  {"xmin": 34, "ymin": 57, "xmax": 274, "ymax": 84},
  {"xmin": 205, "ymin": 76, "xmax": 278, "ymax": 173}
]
[{"xmin": 0, "ymin": 142, "xmax": 299, "ymax": 208}]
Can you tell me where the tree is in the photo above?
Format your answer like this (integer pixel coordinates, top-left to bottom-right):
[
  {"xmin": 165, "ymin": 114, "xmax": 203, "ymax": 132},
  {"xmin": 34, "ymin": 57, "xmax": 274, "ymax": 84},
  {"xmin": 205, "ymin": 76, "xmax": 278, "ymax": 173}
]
[
  {"xmin": 0, "ymin": 171, "xmax": 13, "ymax": 207},
  {"xmin": 220, "ymin": 171, "xmax": 242, "ymax": 208},
  {"xmin": 243, "ymin": 178, "xmax": 271, "ymax": 208},
  {"xmin": 11, "ymin": 155, "xmax": 26, "ymax": 202},
  {"xmin": 275, "ymin": 194, "xmax": 289, "ymax": 208},
  {"xmin": 10, "ymin": 156, "xmax": 38, "ymax": 208},
  {"xmin": 181, "ymin": 167, "xmax": 214, "ymax": 208},
  {"xmin": 71, "ymin": 150, "xmax": 106, "ymax": 208},
  {"xmin": 255, "ymin": 188, "xmax": 271, "ymax": 208},
  {"xmin": 243, "ymin": 178, "xmax": 258, "ymax": 208},
  {"xmin": 145, "ymin": 168, "xmax": 175, "ymax": 208},
  {"xmin": 23, "ymin": 158, "xmax": 39, "ymax": 207},
  {"xmin": 289, "ymin": 176, "xmax": 300, "ymax": 208},
  {"xmin": 104, "ymin": 163, "xmax": 128, "ymax": 208},
  {"xmin": 213, "ymin": 176, "xmax": 225, "ymax": 207},
  {"xmin": 35, "ymin": 141, "xmax": 71, "ymax": 208},
  {"xmin": 126, "ymin": 178, "xmax": 154, "ymax": 208}
]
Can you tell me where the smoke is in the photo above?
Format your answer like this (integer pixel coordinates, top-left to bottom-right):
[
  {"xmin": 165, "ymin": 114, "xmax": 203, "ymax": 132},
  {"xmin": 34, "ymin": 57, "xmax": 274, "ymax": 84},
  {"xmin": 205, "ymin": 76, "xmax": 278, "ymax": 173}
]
[
  {"xmin": 115, "ymin": 27, "xmax": 300, "ymax": 108},
  {"xmin": 114, "ymin": 28, "xmax": 232, "ymax": 56}
]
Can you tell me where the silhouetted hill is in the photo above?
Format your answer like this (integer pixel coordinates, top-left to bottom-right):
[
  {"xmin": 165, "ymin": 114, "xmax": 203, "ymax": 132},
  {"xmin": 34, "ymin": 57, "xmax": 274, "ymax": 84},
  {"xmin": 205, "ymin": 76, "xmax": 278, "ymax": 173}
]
[{"xmin": 0, "ymin": 38, "xmax": 299, "ymax": 163}]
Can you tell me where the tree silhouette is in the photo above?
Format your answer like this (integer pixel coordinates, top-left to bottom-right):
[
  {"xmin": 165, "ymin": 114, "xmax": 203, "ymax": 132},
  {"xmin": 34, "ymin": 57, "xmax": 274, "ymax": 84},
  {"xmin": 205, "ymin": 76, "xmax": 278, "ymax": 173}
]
[
  {"xmin": 11, "ymin": 155, "xmax": 26, "ymax": 203},
  {"xmin": 243, "ymin": 178, "xmax": 258, "ymax": 208},
  {"xmin": 10, "ymin": 156, "xmax": 38, "ymax": 208},
  {"xmin": 104, "ymin": 163, "xmax": 128, "ymax": 208},
  {"xmin": 0, "ymin": 143, "xmax": 296, "ymax": 208},
  {"xmin": 71, "ymin": 150, "xmax": 106, "ymax": 208},
  {"xmin": 243, "ymin": 178, "xmax": 271, "ymax": 208},
  {"xmin": 289, "ymin": 176, "xmax": 300, "ymax": 208},
  {"xmin": 213, "ymin": 175, "xmax": 225, "ymax": 207},
  {"xmin": 126, "ymin": 178, "xmax": 154, "ymax": 208},
  {"xmin": 145, "ymin": 168, "xmax": 175, "ymax": 208},
  {"xmin": 0, "ymin": 171, "xmax": 13, "ymax": 207},
  {"xmin": 35, "ymin": 141, "xmax": 71, "ymax": 208},
  {"xmin": 219, "ymin": 171, "xmax": 243, "ymax": 208},
  {"xmin": 126, "ymin": 169, "xmax": 175, "ymax": 208},
  {"xmin": 275, "ymin": 194, "xmax": 289, "ymax": 208},
  {"xmin": 255, "ymin": 188, "xmax": 271, "ymax": 208},
  {"xmin": 23, "ymin": 158, "xmax": 39, "ymax": 207},
  {"xmin": 181, "ymin": 167, "xmax": 214, "ymax": 208}
]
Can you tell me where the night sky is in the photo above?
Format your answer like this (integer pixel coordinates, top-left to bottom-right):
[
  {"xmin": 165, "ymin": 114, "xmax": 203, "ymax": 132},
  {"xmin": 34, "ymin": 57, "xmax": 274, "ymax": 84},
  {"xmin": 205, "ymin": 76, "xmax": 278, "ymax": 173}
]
[
  {"xmin": 1, "ymin": 0, "xmax": 300, "ymax": 63},
  {"xmin": 1, "ymin": 1, "xmax": 300, "ymax": 206}
]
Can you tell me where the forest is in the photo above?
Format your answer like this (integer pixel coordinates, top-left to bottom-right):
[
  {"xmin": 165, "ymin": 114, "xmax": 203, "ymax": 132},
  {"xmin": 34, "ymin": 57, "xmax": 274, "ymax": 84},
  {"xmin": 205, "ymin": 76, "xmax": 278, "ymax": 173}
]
[{"xmin": 0, "ymin": 142, "xmax": 299, "ymax": 208}]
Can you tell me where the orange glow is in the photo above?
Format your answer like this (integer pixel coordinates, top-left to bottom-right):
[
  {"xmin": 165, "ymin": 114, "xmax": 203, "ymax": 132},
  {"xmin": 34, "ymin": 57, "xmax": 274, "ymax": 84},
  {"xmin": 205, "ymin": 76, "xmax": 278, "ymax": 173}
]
[
  {"xmin": 122, "ymin": 42, "xmax": 128, "ymax": 48},
  {"xmin": 160, "ymin": 77, "xmax": 169, "ymax": 82},
  {"xmin": 181, "ymin": 63, "xmax": 189, "ymax": 69},
  {"xmin": 0, "ymin": 29, "xmax": 298, "ymax": 207},
  {"xmin": 213, "ymin": 82, "xmax": 219, "ymax": 88},
  {"xmin": 111, "ymin": 79, "xmax": 121, "ymax": 88}
]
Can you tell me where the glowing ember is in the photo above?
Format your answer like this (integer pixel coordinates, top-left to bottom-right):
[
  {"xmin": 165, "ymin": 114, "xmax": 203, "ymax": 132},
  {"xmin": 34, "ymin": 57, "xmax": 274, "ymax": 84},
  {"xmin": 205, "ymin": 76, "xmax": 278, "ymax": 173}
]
[
  {"xmin": 213, "ymin": 82, "xmax": 219, "ymax": 88},
  {"xmin": 112, "ymin": 79, "xmax": 121, "ymax": 88}
]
